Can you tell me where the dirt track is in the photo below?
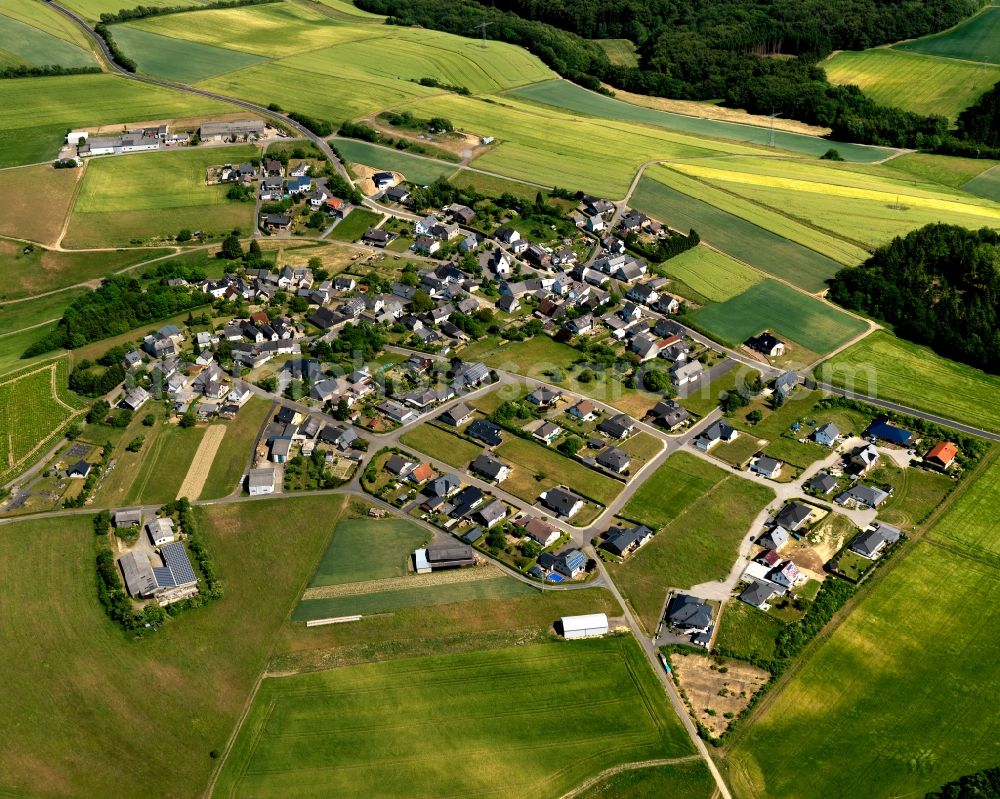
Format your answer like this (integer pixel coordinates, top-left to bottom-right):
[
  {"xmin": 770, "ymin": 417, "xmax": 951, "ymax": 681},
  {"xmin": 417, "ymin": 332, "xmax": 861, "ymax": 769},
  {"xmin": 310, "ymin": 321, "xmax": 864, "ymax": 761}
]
[{"xmin": 176, "ymin": 425, "xmax": 226, "ymax": 500}]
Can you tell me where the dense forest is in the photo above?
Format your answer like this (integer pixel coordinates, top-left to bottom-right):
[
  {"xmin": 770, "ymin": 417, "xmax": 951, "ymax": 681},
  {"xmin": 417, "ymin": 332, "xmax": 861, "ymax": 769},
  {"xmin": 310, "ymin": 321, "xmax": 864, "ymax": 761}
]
[
  {"xmin": 925, "ymin": 765, "xmax": 1000, "ymax": 799},
  {"xmin": 23, "ymin": 277, "xmax": 210, "ymax": 357},
  {"xmin": 356, "ymin": 0, "xmax": 993, "ymax": 148},
  {"xmin": 828, "ymin": 224, "xmax": 1000, "ymax": 372}
]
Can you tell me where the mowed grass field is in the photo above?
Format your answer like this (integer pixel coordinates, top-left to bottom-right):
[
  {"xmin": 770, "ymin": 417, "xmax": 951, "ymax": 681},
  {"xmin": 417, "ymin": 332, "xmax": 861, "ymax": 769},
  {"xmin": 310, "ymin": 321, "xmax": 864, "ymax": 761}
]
[
  {"xmin": 818, "ymin": 330, "xmax": 1000, "ymax": 433},
  {"xmin": 715, "ymin": 600, "xmax": 783, "ymax": 662},
  {"xmin": 64, "ymin": 146, "xmax": 259, "ymax": 247},
  {"xmin": 327, "ymin": 208, "xmax": 382, "ymax": 242},
  {"xmin": 0, "ymin": 494, "xmax": 350, "ymax": 797},
  {"xmin": 0, "ymin": 12, "xmax": 95, "ymax": 69},
  {"xmin": 0, "ymin": 288, "xmax": 87, "ymax": 338},
  {"xmin": 115, "ymin": 422, "xmax": 206, "ymax": 505},
  {"xmin": 507, "ymin": 80, "xmax": 896, "ymax": 162},
  {"xmin": 621, "ymin": 451, "xmax": 727, "ymax": 529},
  {"xmin": 662, "ymin": 245, "xmax": 764, "ymax": 302},
  {"xmin": 114, "ymin": 24, "xmax": 265, "ymax": 83},
  {"xmin": 726, "ymin": 542, "xmax": 1000, "ymax": 799},
  {"xmin": 632, "ymin": 171, "xmax": 849, "ymax": 292},
  {"xmin": 895, "ymin": 4, "xmax": 1000, "ymax": 62},
  {"xmin": 0, "ymin": 74, "xmax": 236, "ymax": 168},
  {"xmin": 0, "ymin": 163, "xmax": 83, "ymax": 247},
  {"xmin": 199, "ymin": 396, "xmax": 273, "ymax": 499},
  {"xmin": 495, "ymin": 435, "xmax": 623, "ymax": 506},
  {"xmin": 399, "ymin": 422, "xmax": 483, "ymax": 470},
  {"xmin": 307, "ymin": 517, "xmax": 429, "ymax": 587},
  {"xmin": 0, "ymin": 360, "xmax": 82, "ymax": 484},
  {"xmin": 823, "ymin": 48, "xmax": 1000, "ymax": 120},
  {"xmin": 613, "ymin": 463, "xmax": 775, "ymax": 632},
  {"xmin": 595, "ymin": 38, "xmax": 640, "ymax": 67},
  {"xmin": 0, "ymin": 240, "xmax": 171, "ymax": 300},
  {"xmin": 336, "ymin": 138, "xmax": 456, "ymax": 185},
  {"xmin": 692, "ymin": 280, "xmax": 868, "ymax": 354},
  {"xmin": 214, "ymin": 636, "xmax": 695, "ymax": 799}
]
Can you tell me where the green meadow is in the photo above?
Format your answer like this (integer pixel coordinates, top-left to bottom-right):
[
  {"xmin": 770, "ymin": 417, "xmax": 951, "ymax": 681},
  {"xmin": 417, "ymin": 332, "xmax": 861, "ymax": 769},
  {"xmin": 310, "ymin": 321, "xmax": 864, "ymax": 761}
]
[
  {"xmin": 895, "ymin": 4, "xmax": 1000, "ymax": 62},
  {"xmin": 0, "ymin": 13, "xmax": 95, "ymax": 69},
  {"xmin": 114, "ymin": 24, "xmax": 265, "ymax": 83}
]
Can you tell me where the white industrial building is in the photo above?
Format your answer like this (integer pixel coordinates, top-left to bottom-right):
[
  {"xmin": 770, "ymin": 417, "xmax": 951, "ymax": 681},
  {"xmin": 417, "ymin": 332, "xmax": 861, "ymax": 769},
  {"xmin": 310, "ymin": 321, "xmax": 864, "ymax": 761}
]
[
  {"xmin": 247, "ymin": 467, "xmax": 276, "ymax": 496},
  {"xmin": 560, "ymin": 613, "xmax": 609, "ymax": 639}
]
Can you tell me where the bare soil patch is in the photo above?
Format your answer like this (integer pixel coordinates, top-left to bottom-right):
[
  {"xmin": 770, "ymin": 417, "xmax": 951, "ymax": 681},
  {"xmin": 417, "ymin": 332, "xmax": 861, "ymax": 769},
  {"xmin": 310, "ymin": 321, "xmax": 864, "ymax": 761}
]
[
  {"xmin": 176, "ymin": 424, "xmax": 226, "ymax": 499},
  {"xmin": 672, "ymin": 653, "xmax": 769, "ymax": 737}
]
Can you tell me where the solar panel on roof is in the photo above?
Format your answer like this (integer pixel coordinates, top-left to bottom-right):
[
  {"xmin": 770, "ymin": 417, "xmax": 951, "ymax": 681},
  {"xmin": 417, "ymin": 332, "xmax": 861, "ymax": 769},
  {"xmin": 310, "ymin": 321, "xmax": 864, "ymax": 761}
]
[{"xmin": 161, "ymin": 542, "xmax": 197, "ymax": 586}]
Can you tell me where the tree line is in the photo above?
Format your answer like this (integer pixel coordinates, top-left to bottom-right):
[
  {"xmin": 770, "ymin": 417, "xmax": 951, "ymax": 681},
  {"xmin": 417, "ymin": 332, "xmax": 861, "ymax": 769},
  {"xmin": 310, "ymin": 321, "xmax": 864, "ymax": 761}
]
[
  {"xmin": 828, "ymin": 224, "xmax": 1000, "ymax": 373},
  {"xmin": 355, "ymin": 0, "xmax": 996, "ymax": 149}
]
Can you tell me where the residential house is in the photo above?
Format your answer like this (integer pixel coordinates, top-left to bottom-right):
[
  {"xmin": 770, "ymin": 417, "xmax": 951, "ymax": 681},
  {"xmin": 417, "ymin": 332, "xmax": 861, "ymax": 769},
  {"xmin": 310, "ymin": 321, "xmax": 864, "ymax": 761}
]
[
  {"xmin": 519, "ymin": 517, "xmax": 560, "ymax": 548},
  {"xmin": 372, "ymin": 171, "xmax": 394, "ymax": 190},
  {"xmin": 836, "ymin": 484, "xmax": 890, "ymax": 509},
  {"xmin": 865, "ymin": 417, "xmax": 912, "ymax": 447},
  {"xmin": 474, "ymin": 499, "xmax": 508, "ymax": 529},
  {"xmin": 384, "ymin": 184, "xmax": 410, "ymax": 203},
  {"xmin": 568, "ymin": 399, "xmax": 597, "ymax": 422},
  {"xmin": 540, "ymin": 487, "xmax": 584, "ymax": 519},
  {"xmin": 758, "ymin": 526, "xmax": 789, "ymax": 550},
  {"xmin": 247, "ymin": 467, "xmax": 275, "ymax": 496},
  {"xmin": 145, "ymin": 517, "xmax": 175, "ymax": 546},
  {"xmin": 471, "ymin": 453, "xmax": 510, "ymax": 483},
  {"xmin": 495, "ymin": 226, "xmax": 521, "ymax": 247},
  {"xmin": 377, "ymin": 400, "xmax": 418, "ymax": 425},
  {"xmin": 414, "ymin": 235, "xmax": 441, "ymax": 255},
  {"xmin": 813, "ymin": 422, "xmax": 840, "ymax": 447},
  {"xmin": 774, "ymin": 371, "xmax": 798, "ymax": 398},
  {"xmin": 769, "ymin": 560, "xmax": 801, "ymax": 589},
  {"xmin": 408, "ymin": 462, "xmax": 435, "ymax": 484},
  {"xmin": 598, "ymin": 413, "xmax": 634, "ymax": 440},
  {"xmin": 626, "ymin": 283, "xmax": 659, "ymax": 306},
  {"xmin": 693, "ymin": 419, "xmax": 737, "ymax": 451},
  {"xmin": 745, "ymin": 332, "xmax": 785, "ymax": 358},
  {"xmin": 440, "ymin": 402, "xmax": 474, "ymax": 427},
  {"xmin": 849, "ymin": 523, "xmax": 902, "ymax": 559},
  {"xmin": 739, "ymin": 579, "xmax": 779, "ymax": 609},
  {"xmin": 263, "ymin": 213, "xmax": 292, "ymax": 231},
  {"xmin": 362, "ymin": 228, "xmax": 391, "ymax": 247},
  {"xmin": 554, "ymin": 548, "xmax": 587, "ymax": 578},
  {"xmin": 602, "ymin": 524, "xmax": 652, "ymax": 558},
  {"xmin": 497, "ymin": 295, "xmax": 520, "ymax": 313},
  {"xmin": 533, "ymin": 421, "xmax": 562, "ymax": 445},
  {"xmin": 426, "ymin": 473, "xmax": 461, "ymax": 498},
  {"xmin": 806, "ymin": 472, "xmax": 839, "ymax": 495},
  {"xmin": 527, "ymin": 386, "xmax": 562, "ymax": 407},
  {"xmin": 597, "ymin": 446, "xmax": 630, "ymax": 473},
  {"xmin": 120, "ymin": 387, "xmax": 150, "ymax": 412},
  {"xmin": 849, "ymin": 443, "xmax": 880, "ymax": 476},
  {"xmin": 648, "ymin": 400, "xmax": 690, "ymax": 431},
  {"xmin": 385, "ymin": 453, "xmax": 418, "ymax": 477},
  {"xmin": 630, "ymin": 334, "xmax": 661, "ymax": 362},
  {"xmin": 666, "ymin": 594, "xmax": 713, "ymax": 635},
  {"xmin": 774, "ymin": 501, "xmax": 813, "ymax": 531},
  {"xmin": 467, "ymin": 419, "xmax": 503, "ymax": 446},
  {"xmin": 751, "ymin": 456, "xmax": 783, "ymax": 479},
  {"xmin": 925, "ymin": 441, "xmax": 958, "ymax": 470}
]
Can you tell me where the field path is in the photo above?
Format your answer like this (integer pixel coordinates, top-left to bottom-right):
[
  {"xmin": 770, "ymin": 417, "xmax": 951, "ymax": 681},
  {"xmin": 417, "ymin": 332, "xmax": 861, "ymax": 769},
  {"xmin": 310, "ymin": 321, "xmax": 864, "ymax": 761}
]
[
  {"xmin": 176, "ymin": 424, "xmax": 226, "ymax": 500},
  {"xmin": 558, "ymin": 755, "xmax": 703, "ymax": 799},
  {"xmin": 302, "ymin": 563, "xmax": 506, "ymax": 600}
]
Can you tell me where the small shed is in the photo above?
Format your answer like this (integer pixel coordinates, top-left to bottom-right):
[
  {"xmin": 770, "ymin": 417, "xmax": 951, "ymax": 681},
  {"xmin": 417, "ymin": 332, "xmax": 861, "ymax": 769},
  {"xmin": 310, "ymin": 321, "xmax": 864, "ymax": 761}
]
[{"xmin": 561, "ymin": 613, "xmax": 609, "ymax": 640}]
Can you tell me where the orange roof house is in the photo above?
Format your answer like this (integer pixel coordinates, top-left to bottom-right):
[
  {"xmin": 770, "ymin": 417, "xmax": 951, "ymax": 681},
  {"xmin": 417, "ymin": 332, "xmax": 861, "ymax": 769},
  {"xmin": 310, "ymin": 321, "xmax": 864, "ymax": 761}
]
[{"xmin": 926, "ymin": 441, "xmax": 958, "ymax": 469}]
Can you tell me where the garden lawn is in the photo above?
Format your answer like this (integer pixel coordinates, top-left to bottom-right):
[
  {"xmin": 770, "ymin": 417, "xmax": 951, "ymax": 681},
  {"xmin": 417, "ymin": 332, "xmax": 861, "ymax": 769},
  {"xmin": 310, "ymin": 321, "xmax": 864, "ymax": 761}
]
[
  {"xmin": 613, "ymin": 476, "xmax": 775, "ymax": 632},
  {"xmin": 0, "ymin": 494, "xmax": 350, "ymax": 798},
  {"xmin": 726, "ymin": 543, "xmax": 1000, "ymax": 799},
  {"xmin": 328, "ymin": 208, "xmax": 383, "ymax": 242},
  {"xmin": 715, "ymin": 600, "xmax": 783, "ymax": 662},
  {"xmin": 0, "ymin": 240, "xmax": 171, "ymax": 300},
  {"xmin": 507, "ymin": 80, "xmax": 895, "ymax": 162},
  {"xmin": 0, "ymin": 73, "xmax": 235, "ymax": 168},
  {"xmin": 114, "ymin": 24, "xmax": 265, "ymax": 83},
  {"xmin": 866, "ymin": 462, "xmax": 954, "ymax": 530},
  {"xmin": 895, "ymin": 5, "xmax": 1000, "ymax": 62},
  {"xmin": 692, "ymin": 280, "xmax": 867, "ymax": 354},
  {"xmin": 495, "ymin": 435, "xmax": 623, "ymax": 506},
  {"xmin": 308, "ymin": 517, "xmax": 429, "ymax": 587},
  {"xmin": 64, "ymin": 146, "xmax": 258, "ymax": 247},
  {"xmin": 336, "ymin": 139, "xmax": 457, "ymax": 184},
  {"xmin": 199, "ymin": 396, "xmax": 273, "ymax": 499},
  {"xmin": 823, "ymin": 48, "xmax": 1000, "ymax": 120},
  {"xmin": 817, "ymin": 331, "xmax": 1000, "ymax": 434},
  {"xmin": 214, "ymin": 636, "xmax": 694, "ymax": 799},
  {"xmin": 399, "ymin": 422, "xmax": 482, "ymax": 470},
  {"xmin": 663, "ymin": 245, "xmax": 763, "ymax": 302},
  {"xmin": 621, "ymin": 451, "xmax": 727, "ymax": 529},
  {"xmin": 632, "ymin": 172, "xmax": 847, "ymax": 292}
]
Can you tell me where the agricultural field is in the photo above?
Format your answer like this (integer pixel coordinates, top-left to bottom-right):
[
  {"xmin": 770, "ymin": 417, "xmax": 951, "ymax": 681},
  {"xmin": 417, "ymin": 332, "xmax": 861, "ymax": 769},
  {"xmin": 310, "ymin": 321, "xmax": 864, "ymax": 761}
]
[
  {"xmin": 0, "ymin": 240, "xmax": 170, "ymax": 301},
  {"xmin": 0, "ymin": 0, "xmax": 97, "ymax": 49},
  {"xmin": 64, "ymin": 146, "xmax": 259, "ymax": 247},
  {"xmin": 448, "ymin": 168, "xmax": 548, "ymax": 200},
  {"xmin": 0, "ymin": 288, "xmax": 87, "ymax": 338},
  {"xmin": 817, "ymin": 331, "xmax": 1000, "ymax": 434},
  {"xmin": 595, "ymin": 38, "xmax": 640, "ymax": 67},
  {"xmin": 114, "ymin": 24, "xmax": 265, "ymax": 83},
  {"xmin": 632, "ymin": 172, "xmax": 848, "ymax": 293},
  {"xmin": 726, "ymin": 543, "xmax": 1000, "ymax": 799},
  {"xmin": 612, "ymin": 470, "xmax": 775, "ymax": 632},
  {"xmin": 0, "ymin": 12, "xmax": 95, "ymax": 69},
  {"xmin": 929, "ymin": 454, "xmax": 1000, "ymax": 566},
  {"xmin": 714, "ymin": 600, "xmax": 783, "ymax": 662},
  {"xmin": 0, "ymin": 74, "xmax": 236, "ymax": 168},
  {"xmin": 962, "ymin": 164, "xmax": 1000, "ymax": 202},
  {"xmin": 198, "ymin": 397, "xmax": 272, "ymax": 499},
  {"xmin": 115, "ymin": 422, "xmax": 206, "ymax": 505},
  {"xmin": 61, "ymin": 0, "xmax": 195, "ymax": 22},
  {"xmin": 399, "ymin": 422, "xmax": 482, "ymax": 469},
  {"xmin": 0, "ymin": 163, "xmax": 83, "ymax": 247},
  {"xmin": 0, "ymin": 361, "xmax": 82, "ymax": 484},
  {"xmin": 895, "ymin": 4, "xmax": 1000, "ymax": 63},
  {"xmin": 336, "ymin": 139, "xmax": 456, "ymax": 185},
  {"xmin": 0, "ymin": 494, "xmax": 350, "ymax": 798},
  {"xmin": 214, "ymin": 636, "xmax": 695, "ymax": 799},
  {"xmin": 662, "ymin": 245, "xmax": 764, "ymax": 302},
  {"xmin": 507, "ymin": 80, "xmax": 896, "ymax": 162},
  {"xmin": 495, "ymin": 435, "xmax": 623, "ymax": 506},
  {"xmin": 886, "ymin": 151, "xmax": 999, "ymax": 189},
  {"xmin": 693, "ymin": 280, "xmax": 868, "ymax": 355},
  {"xmin": 327, "ymin": 208, "xmax": 383, "ymax": 242},
  {"xmin": 621, "ymin": 451, "xmax": 727, "ymax": 529},
  {"xmin": 575, "ymin": 761, "xmax": 716, "ymax": 799},
  {"xmin": 823, "ymin": 48, "xmax": 1000, "ymax": 120}
]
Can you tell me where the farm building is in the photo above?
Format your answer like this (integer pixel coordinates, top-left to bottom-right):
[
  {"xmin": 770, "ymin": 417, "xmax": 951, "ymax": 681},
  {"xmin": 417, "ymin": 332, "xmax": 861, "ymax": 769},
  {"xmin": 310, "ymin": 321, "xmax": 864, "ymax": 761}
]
[
  {"xmin": 560, "ymin": 613, "xmax": 609, "ymax": 640},
  {"xmin": 414, "ymin": 544, "xmax": 476, "ymax": 573},
  {"xmin": 865, "ymin": 418, "xmax": 912, "ymax": 446},
  {"xmin": 113, "ymin": 509, "xmax": 142, "ymax": 528},
  {"xmin": 146, "ymin": 517, "xmax": 176, "ymax": 547},
  {"xmin": 247, "ymin": 467, "xmax": 276, "ymax": 496},
  {"xmin": 199, "ymin": 119, "xmax": 265, "ymax": 141}
]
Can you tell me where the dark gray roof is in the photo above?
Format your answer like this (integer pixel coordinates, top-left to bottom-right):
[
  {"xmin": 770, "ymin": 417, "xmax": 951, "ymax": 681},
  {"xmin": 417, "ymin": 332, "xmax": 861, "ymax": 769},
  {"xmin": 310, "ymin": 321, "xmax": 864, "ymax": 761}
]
[
  {"xmin": 774, "ymin": 502, "xmax": 812, "ymax": 530},
  {"xmin": 157, "ymin": 542, "xmax": 198, "ymax": 587},
  {"xmin": 471, "ymin": 453, "xmax": 508, "ymax": 480},
  {"xmin": 667, "ymin": 594, "xmax": 713, "ymax": 629},
  {"xmin": 597, "ymin": 447, "xmax": 630, "ymax": 471},
  {"xmin": 542, "ymin": 487, "xmax": 583, "ymax": 516},
  {"xmin": 739, "ymin": 580, "xmax": 776, "ymax": 607}
]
